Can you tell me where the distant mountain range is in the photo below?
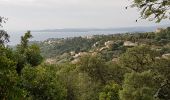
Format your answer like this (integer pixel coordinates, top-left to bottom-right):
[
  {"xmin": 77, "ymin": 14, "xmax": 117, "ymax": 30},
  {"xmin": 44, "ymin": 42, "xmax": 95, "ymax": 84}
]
[{"xmin": 33, "ymin": 24, "xmax": 170, "ymax": 33}]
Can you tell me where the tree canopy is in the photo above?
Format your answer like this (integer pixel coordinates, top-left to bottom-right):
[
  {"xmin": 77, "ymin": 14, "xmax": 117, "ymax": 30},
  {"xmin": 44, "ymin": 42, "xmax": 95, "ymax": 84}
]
[
  {"xmin": 130, "ymin": 0, "xmax": 170, "ymax": 22},
  {"xmin": 0, "ymin": 17, "xmax": 9, "ymax": 45}
]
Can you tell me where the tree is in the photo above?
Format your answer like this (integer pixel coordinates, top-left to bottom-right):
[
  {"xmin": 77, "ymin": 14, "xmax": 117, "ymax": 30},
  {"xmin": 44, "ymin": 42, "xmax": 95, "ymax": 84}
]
[
  {"xmin": 154, "ymin": 80, "xmax": 170, "ymax": 100},
  {"xmin": 26, "ymin": 44, "xmax": 43, "ymax": 66},
  {"xmin": 99, "ymin": 83, "xmax": 121, "ymax": 100},
  {"xmin": 105, "ymin": 62, "xmax": 127, "ymax": 85},
  {"xmin": 15, "ymin": 31, "xmax": 43, "ymax": 75},
  {"xmin": 0, "ymin": 30, "xmax": 9, "ymax": 45},
  {"xmin": 119, "ymin": 45, "xmax": 158, "ymax": 72},
  {"xmin": 119, "ymin": 71, "xmax": 159, "ymax": 100},
  {"xmin": 75, "ymin": 73, "xmax": 101, "ymax": 100},
  {"xmin": 78, "ymin": 55, "xmax": 109, "ymax": 84},
  {"xmin": 167, "ymin": 27, "xmax": 170, "ymax": 31},
  {"xmin": 130, "ymin": 0, "xmax": 170, "ymax": 22},
  {"xmin": 0, "ymin": 46, "xmax": 27, "ymax": 99},
  {"xmin": 17, "ymin": 31, "xmax": 32, "ymax": 54},
  {"xmin": 0, "ymin": 17, "xmax": 9, "ymax": 45},
  {"xmin": 21, "ymin": 64, "xmax": 67, "ymax": 100},
  {"xmin": 131, "ymin": 0, "xmax": 170, "ymax": 22},
  {"xmin": 56, "ymin": 63, "xmax": 78, "ymax": 100},
  {"xmin": 0, "ymin": 16, "xmax": 27, "ymax": 99},
  {"xmin": 57, "ymin": 63, "xmax": 102, "ymax": 100},
  {"xmin": 153, "ymin": 58, "xmax": 170, "ymax": 99}
]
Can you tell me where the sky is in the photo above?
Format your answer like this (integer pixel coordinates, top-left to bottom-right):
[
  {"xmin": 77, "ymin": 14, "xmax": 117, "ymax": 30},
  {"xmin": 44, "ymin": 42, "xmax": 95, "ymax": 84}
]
[{"xmin": 0, "ymin": 0, "xmax": 169, "ymax": 31}]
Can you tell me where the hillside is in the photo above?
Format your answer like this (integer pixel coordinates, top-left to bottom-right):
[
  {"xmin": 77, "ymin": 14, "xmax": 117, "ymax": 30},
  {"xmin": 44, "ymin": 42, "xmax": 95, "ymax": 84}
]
[
  {"xmin": 34, "ymin": 27, "xmax": 170, "ymax": 64},
  {"xmin": 2, "ymin": 27, "xmax": 170, "ymax": 99}
]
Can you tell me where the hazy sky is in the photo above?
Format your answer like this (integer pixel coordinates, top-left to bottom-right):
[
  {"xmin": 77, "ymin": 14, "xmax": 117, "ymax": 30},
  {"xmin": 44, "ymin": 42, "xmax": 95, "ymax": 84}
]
[{"xmin": 0, "ymin": 0, "xmax": 169, "ymax": 31}]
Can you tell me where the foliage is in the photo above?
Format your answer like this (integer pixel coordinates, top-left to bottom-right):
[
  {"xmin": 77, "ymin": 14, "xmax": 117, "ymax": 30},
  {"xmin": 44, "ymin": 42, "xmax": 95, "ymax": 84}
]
[
  {"xmin": 78, "ymin": 55, "xmax": 109, "ymax": 84},
  {"xmin": 0, "ymin": 46, "xmax": 27, "ymax": 99},
  {"xmin": 152, "ymin": 58, "xmax": 170, "ymax": 99},
  {"xmin": 26, "ymin": 44, "xmax": 43, "ymax": 66},
  {"xmin": 0, "ymin": 17, "xmax": 9, "ymax": 45},
  {"xmin": 99, "ymin": 83, "xmax": 121, "ymax": 100},
  {"xmin": 105, "ymin": 62, "xmax": 127, "ymax": 84},
  {"xmin": 119, "ymin": 71, "xmax": 158, "ymax": 100},
  {"xmin": 21, "ymin": 64, "xmax": 67, "ymax": 100},
  {"xmin": 15, "ymin": 31, "xmax": 43, "ymax": 74},
  {"xmin": 39, "ymin": 37, "xmax": 97, "ymax": 58},
  {"xmin": 56, "ymin": 62, "xmax": 100, "ymax": 100},
  {"xmin": 0, "ymin": 30, "xmax": 9, "ymax": 45},
  {"xmin": 119, "ymin": 45, "xmax": 158, "ymax": 72},
  {"xmin": 18, "ymin": 31, "xmax": 33, "ymax": 53},
  {"xmin": 130, "ymin": 0, "xmax": 170, "ymax": 22}
]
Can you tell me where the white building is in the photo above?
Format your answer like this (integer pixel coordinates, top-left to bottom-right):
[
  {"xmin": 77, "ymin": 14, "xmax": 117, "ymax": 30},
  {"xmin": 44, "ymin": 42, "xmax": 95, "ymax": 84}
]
[
  {"xmin": 155, "ymin": 28, "xmax": 164, "ymax": 33},
  {"xmin": 162, "ymin": 53, "xmax": 170, "ymax": 59},
  {"xmin": 124, "ymin": 41, "xmax": 138, "ymax": 47},
  {"xmin": 105, "ymin": 41, "xmax": 114, "ymax": 48}
]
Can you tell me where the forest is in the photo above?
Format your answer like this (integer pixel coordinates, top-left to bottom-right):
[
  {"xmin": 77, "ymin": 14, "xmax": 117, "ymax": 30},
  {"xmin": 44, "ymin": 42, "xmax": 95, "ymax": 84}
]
[{"xmin": 0, "ymin": 27, "xmax": 170, "ymax": 100}]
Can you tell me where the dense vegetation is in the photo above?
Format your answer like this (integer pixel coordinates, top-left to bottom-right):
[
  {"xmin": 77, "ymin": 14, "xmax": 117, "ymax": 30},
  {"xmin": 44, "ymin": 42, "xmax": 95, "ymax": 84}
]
[{"xmin": 1, "ymin": 26, "xmax": 170, "ymax": 99}]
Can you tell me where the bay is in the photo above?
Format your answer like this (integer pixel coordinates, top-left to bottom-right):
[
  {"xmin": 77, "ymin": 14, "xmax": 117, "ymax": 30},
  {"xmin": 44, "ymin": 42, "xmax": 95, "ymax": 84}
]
[{"xmin": 7, "ymin": 30, "xmax": 126, "ymax": 45}]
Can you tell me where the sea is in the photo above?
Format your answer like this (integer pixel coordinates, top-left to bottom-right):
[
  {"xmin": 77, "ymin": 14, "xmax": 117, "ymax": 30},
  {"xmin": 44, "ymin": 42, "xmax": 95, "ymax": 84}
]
[
  {"xmin": 5, "ymin": 25, "xmax": 170, "ymax": 45},
  {"xmin": 7, "ymin": 31, "xmax": 127, "ymax": 46}
]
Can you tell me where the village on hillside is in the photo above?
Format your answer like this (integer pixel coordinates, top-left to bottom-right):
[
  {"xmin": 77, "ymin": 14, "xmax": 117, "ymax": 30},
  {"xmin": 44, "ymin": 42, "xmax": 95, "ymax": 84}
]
[{"xmin": 38, "ymin": 27, "xmax": 170, "ymax": 65}]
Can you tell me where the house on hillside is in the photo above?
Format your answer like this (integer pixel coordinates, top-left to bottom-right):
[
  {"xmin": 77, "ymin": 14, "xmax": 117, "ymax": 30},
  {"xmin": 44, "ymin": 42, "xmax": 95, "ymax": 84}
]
[
  {"xmin": 155, "ymin": 28, "xmax": 164, "ymax": 33},
  {"xmin": 123, "ymin": 41, "xmax": 138, "ymax": 47},
  {"xmin": 70, "ymin": 51, "xmax": 76, "ymax": 56},
  {"xmin": 45, "ymin": 58, "xmax": 56, "ymax": 64},
  {"xmin": 82, "ymin": 35, "xmax": 94, "ymax": 39},
  {"xmin": 91, "ymin": 52, "xmax": 98, "ymax": 56},
  {"xmin": 162, "ymin": 53, "xmax": 170, "ymax": 59},
  {"xmin": 73, "ymin": 52, "xmax": 88, "ymax": 58},
  {"xmin": 112, "ymin": 58, "xmax": 119, "ymax": 63},
  {"xmin": 93, "ymin": 42, "xmax": 99, "ymax": 47},
  {"xmin": 99, "ymin": 47, "xmax": 108, "ymax": 51},
  {"xmin": 71, "ymin": 59, "xmax": 80, "ymax": 64},
  {"xmin": 105, "ymin": 41, "xmax": 114, "ymax": 48}
]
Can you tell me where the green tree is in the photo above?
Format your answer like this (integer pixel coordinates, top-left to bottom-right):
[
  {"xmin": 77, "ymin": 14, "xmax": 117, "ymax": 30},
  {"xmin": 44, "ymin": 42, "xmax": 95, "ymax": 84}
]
[
  {"xmin": 0, "ymin": 17, "xmax": 9, "ymax": 45},
  {"xmin": 130, "ymin": 0, "xmax": 170, "ymax": 22},
  {"xmin": 57, "ymin": 63, "xmax": 102, "ymax": 100},
  {"xmin": 0, "ymin": 16, "xmax": 27, "ymax": 99},
  {"xmin": 21, "ymin": 64, "xmax": 67, "ymax": 100},
  {"xmin": 75, "ymin": 73, "xmax": 101, "ymax": 100},
  {"xmin": 119, "ymin": 71, "xmax": 159, "ymax": 100},
  {"xmin": 154, "ymin": 58, "xmax": 170, "ymax": 80},
  {"xmin": 15, "ymin": 31, "xmax": 43, "ymax": 74},
  {"xmin": 57, "ymin": 63, "xmax": 78, "ymax": 100},
  {"xmin": 15, "ymin": 31, "xmax": 32, "ymax": 74},
  {"xmin": 0, "ymin": 30, "xmax": 9, "ymax": 45},
  {"xmin": 105, "ymin": 62, "xmax": 127, "ymax": 85},
  {"xmin": 153, "ymin": 58, "xmax": 170, "ymax": 99},
  {"xmin": 0, "ymin": 46, "xmax": 27, "ymax": 99},
  {"xmin": 78, "ymin": 55, "xmax": 109, "ymax": 84},
  {"xmin": 119, "ymin": 45, "xmax": 158, "ymax": 72},
  {"xmin": 26, "ymin": 44, "xmax": 43, "ymax": 66},
  {"xmin": 17, "ymin": 31, "xmax": 32, "ymax": 54},
  {"xmin": 99, "ymin": 83, "xmax": 121, "ymax": 100}
]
